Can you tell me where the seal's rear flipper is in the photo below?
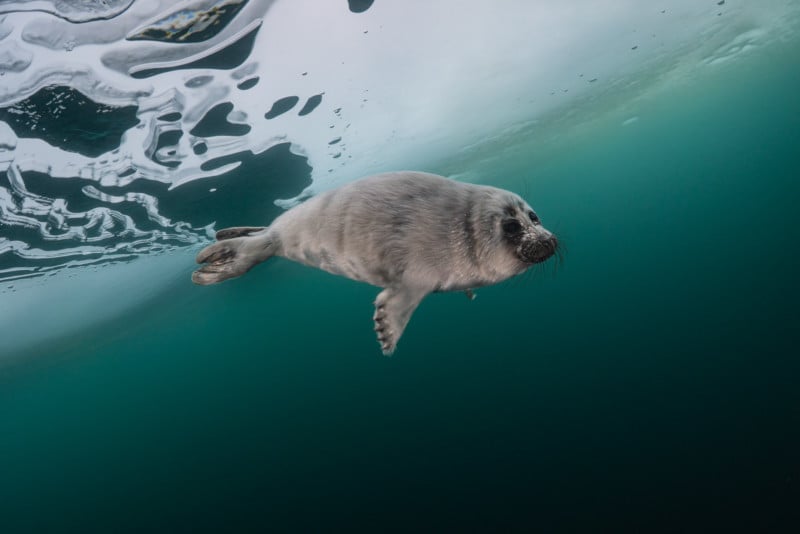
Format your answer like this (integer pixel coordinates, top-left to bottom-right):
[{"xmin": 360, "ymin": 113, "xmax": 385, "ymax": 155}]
[
  {"xmin": 373, "ymin": 286, "xmax": 428, "ymax": 356},
  {"xmin": 192, "ymin": 231, "xmax": 274, "ymax": 286},
  {"xmin": 215, "ymin": 226, "xmax": 267, "ymax": 241}
]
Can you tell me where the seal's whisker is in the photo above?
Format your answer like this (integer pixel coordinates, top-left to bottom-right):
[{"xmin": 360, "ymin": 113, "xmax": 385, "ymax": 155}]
[
  {"xmin": 554, "ymin": 247, "xmax": 565, "ymax": 275},
  {"xmin": 524, "ymin": 266, "xmax": 535, "ymax": 283},
  {"xmin": 545, "ymin": 257, "xmax": 557, "ymax": 279},
  {"xmin": 531, "ymin": 262, "xmax": 544, "ymax": 281}
]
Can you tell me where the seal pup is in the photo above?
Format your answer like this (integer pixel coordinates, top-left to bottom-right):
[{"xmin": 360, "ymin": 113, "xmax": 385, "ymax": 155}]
[{"xmin": 192, "ymin": 171, "xmax": 558, "ymax": 355}]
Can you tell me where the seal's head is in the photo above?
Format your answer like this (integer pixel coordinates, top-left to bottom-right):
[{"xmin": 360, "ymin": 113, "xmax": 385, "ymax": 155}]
[{"xmin": 497, "ymin": 193, "xmax": 558, "ymax": 266}]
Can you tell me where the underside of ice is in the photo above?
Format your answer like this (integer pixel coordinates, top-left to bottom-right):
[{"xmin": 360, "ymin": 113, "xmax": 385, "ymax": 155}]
[{"xmin": 0, "ymin": 0, "xmax": 798, "ymax": 286}]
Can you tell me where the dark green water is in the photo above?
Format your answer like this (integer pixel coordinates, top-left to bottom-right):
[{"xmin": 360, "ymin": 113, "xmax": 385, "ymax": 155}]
[{"xmin": 2, "ymin": 43, "xmax": 799, "ymax": 532}]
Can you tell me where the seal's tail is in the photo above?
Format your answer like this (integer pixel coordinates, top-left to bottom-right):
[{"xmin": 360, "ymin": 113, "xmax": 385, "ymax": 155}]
[{"xmin": 192, "ymin": 226, "xmax": 273, "ymax": 285}]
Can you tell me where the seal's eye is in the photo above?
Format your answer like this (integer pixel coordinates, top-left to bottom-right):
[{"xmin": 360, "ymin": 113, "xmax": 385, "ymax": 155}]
[
  {"xmin": 528, "ymin": 211, "xmax": 540, "ymax": 224},
  {"xmin": 502, "ymin": 219, "xmax": 522, "ymax": 234}
]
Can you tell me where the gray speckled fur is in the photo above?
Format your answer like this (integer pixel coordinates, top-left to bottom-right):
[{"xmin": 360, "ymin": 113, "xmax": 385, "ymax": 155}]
[{"xmin": 192, "ymin": 171, "xmax": 556, "ymax": 355}]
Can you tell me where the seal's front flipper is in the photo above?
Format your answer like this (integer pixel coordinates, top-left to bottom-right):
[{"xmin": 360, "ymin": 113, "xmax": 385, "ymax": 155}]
[
  {"xmin": 192, "ymin": 232, "xmax": 274, "ymax": 286},
  {"xmin": 373, "ymin": 287, "xmax": 428, "ymax": 356}
]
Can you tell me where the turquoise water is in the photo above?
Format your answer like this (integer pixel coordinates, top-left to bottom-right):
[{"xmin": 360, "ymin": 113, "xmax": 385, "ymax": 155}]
[{"xmin": 2, "ymin": 36, "xmax": 799, "ymax": 534}]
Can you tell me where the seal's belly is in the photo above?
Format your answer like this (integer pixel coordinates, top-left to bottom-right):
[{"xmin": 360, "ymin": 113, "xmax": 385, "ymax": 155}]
[{"xmin": 285, "ymin": 243, "xmax": 386, "ymax": 287}]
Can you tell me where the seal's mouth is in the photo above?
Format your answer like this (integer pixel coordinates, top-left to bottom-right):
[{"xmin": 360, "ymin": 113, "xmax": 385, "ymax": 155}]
[{"xmin": 519, "ymin": 235, "xmax": 559, "ymax": 264}]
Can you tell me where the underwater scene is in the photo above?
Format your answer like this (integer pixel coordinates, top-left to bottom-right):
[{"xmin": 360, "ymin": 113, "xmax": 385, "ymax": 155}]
[{"xmin": 1, "ymin": 1, "xmax": 799, "ymax": 531}]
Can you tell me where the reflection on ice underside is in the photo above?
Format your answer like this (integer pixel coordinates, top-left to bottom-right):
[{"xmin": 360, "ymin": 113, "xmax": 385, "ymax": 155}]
[{"xmin": 0, "ymin": 0, "xmax": 797, "ymax": 284}]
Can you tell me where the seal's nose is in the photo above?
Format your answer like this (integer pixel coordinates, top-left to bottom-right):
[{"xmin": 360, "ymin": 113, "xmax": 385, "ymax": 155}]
[{"xmin": 531, "ymin": 234, "xmax": 558, "ymax": 263}]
